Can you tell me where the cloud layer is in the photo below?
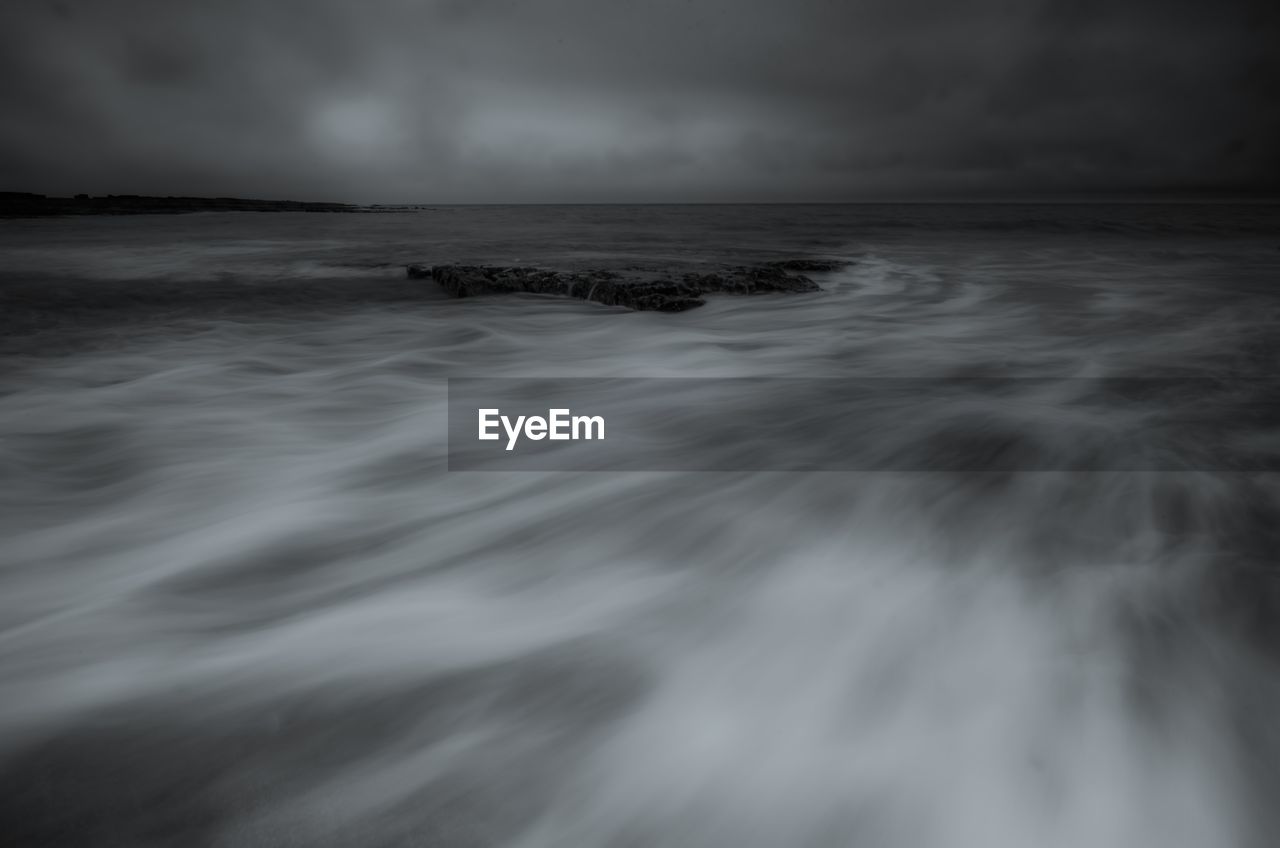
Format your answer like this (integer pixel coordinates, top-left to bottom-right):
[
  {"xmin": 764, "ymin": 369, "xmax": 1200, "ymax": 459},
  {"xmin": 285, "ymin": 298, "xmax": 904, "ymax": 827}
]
[{"xmin": 1, "ymin": 0, "xmax": 1276, "ymax": 201}]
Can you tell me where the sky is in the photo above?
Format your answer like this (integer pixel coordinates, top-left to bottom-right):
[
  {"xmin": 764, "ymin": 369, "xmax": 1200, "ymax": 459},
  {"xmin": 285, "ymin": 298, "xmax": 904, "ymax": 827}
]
[{"xmin": 1, "ymin": 0, "xmax": 1276, "ymax": 203}]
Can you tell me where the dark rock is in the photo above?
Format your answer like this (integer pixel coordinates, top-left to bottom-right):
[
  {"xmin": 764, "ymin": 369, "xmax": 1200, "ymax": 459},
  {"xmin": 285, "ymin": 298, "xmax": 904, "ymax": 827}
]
[
  {"xmin": 426, "ymin": 265, "xmax": 705, "ymax": 311},
  {"xmin": 682, "ymin": 265, "xmax": 821, "ymax": 295},
  {"xmin": 412, "ymin": 260, "xmax": 840, "ymax": 312},
  {"xmin": 765, "ymin": 259, "xmax": 850, "ymax": 273}
]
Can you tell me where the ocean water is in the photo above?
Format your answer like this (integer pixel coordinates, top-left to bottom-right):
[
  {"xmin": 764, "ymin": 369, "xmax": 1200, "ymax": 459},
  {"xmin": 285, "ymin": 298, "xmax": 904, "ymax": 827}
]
[{"xmin": 0, "ymin": 204, "xmax": 1278, "ymax": 847}]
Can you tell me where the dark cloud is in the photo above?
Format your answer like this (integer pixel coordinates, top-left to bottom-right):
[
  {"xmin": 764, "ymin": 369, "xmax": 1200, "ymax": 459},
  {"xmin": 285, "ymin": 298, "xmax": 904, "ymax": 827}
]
[{"xmin": 0, "ymin": 0, "xmax": 1275, "ymax": 201}]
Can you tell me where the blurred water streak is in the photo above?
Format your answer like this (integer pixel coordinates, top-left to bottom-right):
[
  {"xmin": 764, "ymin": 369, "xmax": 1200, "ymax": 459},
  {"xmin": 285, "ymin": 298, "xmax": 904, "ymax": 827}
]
[{"xmin": 1, "ymin": 205, "xmax": 1278, "ymax": 847}]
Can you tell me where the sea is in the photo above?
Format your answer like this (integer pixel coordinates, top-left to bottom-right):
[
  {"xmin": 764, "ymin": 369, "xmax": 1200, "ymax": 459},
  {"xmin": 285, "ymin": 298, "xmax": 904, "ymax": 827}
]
[{"xmin": 1, "ymin": 203, "xmax": 1278, "ymax": 847}]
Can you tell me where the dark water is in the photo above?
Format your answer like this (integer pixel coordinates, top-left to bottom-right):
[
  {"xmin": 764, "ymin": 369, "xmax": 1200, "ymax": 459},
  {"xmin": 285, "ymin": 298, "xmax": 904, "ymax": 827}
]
[{"xmin": 1, "ymin": 205, "xmax": 1278, "ymax": 847}]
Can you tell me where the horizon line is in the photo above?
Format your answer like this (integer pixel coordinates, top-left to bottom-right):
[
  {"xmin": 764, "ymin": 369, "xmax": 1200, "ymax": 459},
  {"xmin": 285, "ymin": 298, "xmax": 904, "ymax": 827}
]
[{"xmin": 6, "ymin": 191, "xmax": 1280, "ymax": 207}]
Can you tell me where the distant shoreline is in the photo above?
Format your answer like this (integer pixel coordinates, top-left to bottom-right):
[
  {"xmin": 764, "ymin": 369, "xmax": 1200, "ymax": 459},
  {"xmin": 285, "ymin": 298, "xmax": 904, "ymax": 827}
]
[
  {"xmin": 0, "ymin": 192, "xmax": 427, "ymax": 218},
  {"xmin": 4, "ymin": 192, "xmax": 1277, "ymax": 218}
]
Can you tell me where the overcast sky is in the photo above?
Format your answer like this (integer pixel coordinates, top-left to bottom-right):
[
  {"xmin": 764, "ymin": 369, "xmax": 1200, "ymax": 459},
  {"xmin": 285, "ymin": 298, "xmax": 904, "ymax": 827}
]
[{"xmin": 1, "ymin": 0, "xmax": 1276, "ymax": 202}]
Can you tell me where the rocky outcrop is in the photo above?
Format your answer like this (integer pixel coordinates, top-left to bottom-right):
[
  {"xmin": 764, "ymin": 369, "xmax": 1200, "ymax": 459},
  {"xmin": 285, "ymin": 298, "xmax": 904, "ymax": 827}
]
[
  {"xmin": 763, "ymin": 259, "xmax": 848, "ymax": 273},
  {"xmin": 416, "ymin": 266, "xmax": 702, "ymax": 312},
  {"xmin": 408, "ymin": 260, "xmax": 846, "ymax": 312}
]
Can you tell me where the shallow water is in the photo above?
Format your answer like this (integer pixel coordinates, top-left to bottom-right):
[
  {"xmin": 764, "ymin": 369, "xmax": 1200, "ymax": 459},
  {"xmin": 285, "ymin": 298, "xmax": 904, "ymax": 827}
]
[{"xmin": 1, "ymin": 205, "xmax": 1278, "ymax": 847}]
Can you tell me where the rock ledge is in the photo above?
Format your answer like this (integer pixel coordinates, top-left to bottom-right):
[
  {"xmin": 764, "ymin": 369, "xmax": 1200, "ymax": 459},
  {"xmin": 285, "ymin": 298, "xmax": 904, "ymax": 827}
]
[{"xmin": 406, "ymin": 260, "xmax": 847, "ymax": 312}]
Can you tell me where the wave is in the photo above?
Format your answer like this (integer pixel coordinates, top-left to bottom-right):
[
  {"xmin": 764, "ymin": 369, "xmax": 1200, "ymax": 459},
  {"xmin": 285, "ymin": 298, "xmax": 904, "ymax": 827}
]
[{"xmin": 1, "ymin": 207, "xmax": 1279, "ymax": 846}]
